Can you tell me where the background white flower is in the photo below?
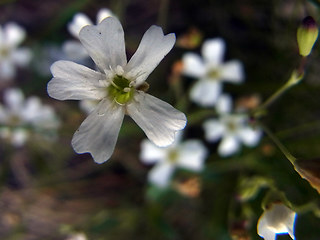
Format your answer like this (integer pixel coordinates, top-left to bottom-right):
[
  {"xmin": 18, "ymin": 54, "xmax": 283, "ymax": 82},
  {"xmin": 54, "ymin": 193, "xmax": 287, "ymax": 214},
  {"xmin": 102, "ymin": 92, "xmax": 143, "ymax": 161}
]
[
  {"xmin": 182, "ymin": 38, "xmax": 244, "ymax": 106},
  {"xmin": 0, "ymin": 88, "xmax": 60, "ymax": 147},
  {"xmin": 257, "ymin": 203, "xmax": 297, "ymax": 240},
  {"xmin": 140, "ymin": 134, "xmax": 207, "ymax": 188},
  {"xmin": 203, "ymin": 94, "xmax": 262, "ymax": 157},
  {"xmin": 63, "ymin": 8, "xmax": 115, "ymax": 61},
  {"xmin": 0, "ymin": 23, "xmax": 32, "ymax": 80},
  {"xmin": 48, "ymin": 17, "xmax": 187, "ymax": 164}
]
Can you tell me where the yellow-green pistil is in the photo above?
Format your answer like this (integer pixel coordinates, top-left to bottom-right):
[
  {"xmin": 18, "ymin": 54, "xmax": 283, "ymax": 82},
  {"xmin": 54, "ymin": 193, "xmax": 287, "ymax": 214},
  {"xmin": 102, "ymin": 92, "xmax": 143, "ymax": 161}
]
[
  {"xmin": 168, "ymin": 149, "xmax": 179, "ymax": 163},
  {"xmin": 108, "ymin": 75, "xmax": 135, "ymax": 105}
]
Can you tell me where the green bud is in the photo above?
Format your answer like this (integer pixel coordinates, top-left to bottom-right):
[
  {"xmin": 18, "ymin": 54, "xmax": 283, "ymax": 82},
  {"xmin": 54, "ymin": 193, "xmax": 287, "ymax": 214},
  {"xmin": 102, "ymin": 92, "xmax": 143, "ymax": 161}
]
[{"xmin": 297, "ymin": 16, "xmax": 319, "ymax": 57}]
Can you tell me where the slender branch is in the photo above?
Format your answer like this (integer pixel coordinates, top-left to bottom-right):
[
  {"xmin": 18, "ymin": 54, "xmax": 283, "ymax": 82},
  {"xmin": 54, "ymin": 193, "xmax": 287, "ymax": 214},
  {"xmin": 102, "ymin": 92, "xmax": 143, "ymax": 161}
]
[{"xmin": 260, "ymin": 123, "xmax": 297, "ymax": 165}]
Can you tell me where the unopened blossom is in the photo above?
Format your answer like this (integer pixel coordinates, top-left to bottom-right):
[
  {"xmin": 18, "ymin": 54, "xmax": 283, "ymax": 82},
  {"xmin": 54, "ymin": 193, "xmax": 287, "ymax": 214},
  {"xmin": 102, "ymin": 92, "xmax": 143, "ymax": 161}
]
[
  {"xmin": 0, "ymin": 23, "xmax": 32, "ymax": 80},
  {"xmin": 182, "ymin": 38, "xmax": 244, "ymax": 106},
  {"xmin": 48, "ymin": 17, "xmax": 187, "ymax": 163},
  {"xmin": 257, "ymin": 203, "xmax": 296, "ymax": 240},
  {"xmin": 140, "ymin": 134, "xmax": 207, "ymax": 188},
  {"xmin": 0, "ymin": 88, "xmax": 60, "ymax": 147},
  {"xmin": 203, "ymin": 94, "xmax": 262, "ymax": 157},
  {"xmin": 63, "ymin": 8, "xmax": 115, "ymax": 60}
]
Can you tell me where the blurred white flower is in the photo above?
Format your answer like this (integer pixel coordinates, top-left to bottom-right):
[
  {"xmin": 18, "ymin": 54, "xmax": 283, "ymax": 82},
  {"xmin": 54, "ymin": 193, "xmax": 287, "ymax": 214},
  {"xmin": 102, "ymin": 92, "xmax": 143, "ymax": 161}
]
[
  {"xmin": 0, "ymin": 23, "xmax": 32, "ymax": 80},
  {"xmin": 65, "ymin": 233, "xmax": 87, "ymax": 240},
  {"xmin": 63, "ymin": 8, "xmax": 116, "ymax": 61},
  {"xmin": 140, "ymin": 134, "xmax": 207, "ymax": 188},
  {"xmin": 203, "ymin": 94, "xmax": 261, "ymax": 157},
  {"xmin": 257, "ymin": 203, "xmax": 297, "ymax": 240},
  {"xmin": 182, "ymin": 38, "xmax": 244, "ymax": 106},
  {"xmin": 48, "ymin": 17, "xmax": 187, "ymax": 164},
  {"xmin": 0, "ymin": 88, "xmax": 60, "ymax": 147}
]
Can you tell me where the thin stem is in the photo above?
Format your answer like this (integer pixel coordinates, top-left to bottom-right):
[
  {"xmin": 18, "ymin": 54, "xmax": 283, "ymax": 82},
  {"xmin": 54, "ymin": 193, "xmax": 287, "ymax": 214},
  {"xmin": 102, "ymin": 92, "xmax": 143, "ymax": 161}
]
[
  {"xmin": 253, "ymin": 57, "xmax": 305, "ymax": 119},
  {"xmin": 260, "ymin": 122, "xmax": 297, "ymax": 165}
]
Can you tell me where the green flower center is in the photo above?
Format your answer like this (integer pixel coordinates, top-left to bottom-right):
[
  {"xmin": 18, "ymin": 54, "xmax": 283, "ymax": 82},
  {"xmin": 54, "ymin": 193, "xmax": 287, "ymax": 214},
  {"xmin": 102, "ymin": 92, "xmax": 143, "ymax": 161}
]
[
  {"xmin": 168, "ymin": 149, "xmax": 179, "ymax": 163},
  {"xmin": 0, "ymin": 47, "xmax": 9, "ymax": 58},
  {"xmin": 208, "ymin": 68, "xmax": 221, "ymax": 79},
  {"xmin": 107, "ymin": 75, "xmax": 135, "ymax": 105}
]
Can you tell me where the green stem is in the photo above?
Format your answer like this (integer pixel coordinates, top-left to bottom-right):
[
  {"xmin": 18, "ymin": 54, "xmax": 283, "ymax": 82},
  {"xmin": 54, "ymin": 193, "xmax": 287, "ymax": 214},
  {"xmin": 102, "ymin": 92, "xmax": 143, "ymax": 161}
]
[
  {"xmin": 253, "ymin": 70, "xmax": 304, "ymax": 118},
  {"xmin": 260, "ymin": 123, "xmax": 297, "ymax": 165}
]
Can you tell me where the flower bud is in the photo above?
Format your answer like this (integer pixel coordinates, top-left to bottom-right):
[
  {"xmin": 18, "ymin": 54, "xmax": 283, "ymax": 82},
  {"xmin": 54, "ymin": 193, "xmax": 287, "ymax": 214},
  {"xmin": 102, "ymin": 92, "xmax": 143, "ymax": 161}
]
[
  {"xmin": 297, "ymin": 16, "xmax": 319, "ymax": 57},
  {"xmin": 294, "ymin": 158, "xmax": 320, "ymax": 194}
]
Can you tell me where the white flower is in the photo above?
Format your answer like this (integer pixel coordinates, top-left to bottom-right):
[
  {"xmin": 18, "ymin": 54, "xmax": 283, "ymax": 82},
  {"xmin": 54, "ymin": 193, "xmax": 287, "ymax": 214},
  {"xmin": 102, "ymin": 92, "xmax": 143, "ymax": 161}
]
[
  {"xmin": 140, "ymin": 134, "xmax": 207, "ymax": 188},
  {"xmin": 257, "ymin": 203, "xmax": 297, "ymax": 240},
  {"xmin": 48, "ymin": 17, "xmax": 187, "ymax": 164},
  {"xmin": 203, "ymin": 94, "xmax": 261, "ymax": 157},
  {"xmin": 66, "ymin": 233, "xmax": 87, "ymax": 240},
  {"xmin": 0, "ymin": 23, "xmax": 32, "ymax": 80},
  {"xmin": 0, "ymin": 88, "xmax": 60, "ymax": 147},
  {"xmin": 63, "ymin": 8, "xmax": 115, "ymax": 61},
  {"xmin": 182, "ymin": 38, "xmax": 244, "ymax": 106}
]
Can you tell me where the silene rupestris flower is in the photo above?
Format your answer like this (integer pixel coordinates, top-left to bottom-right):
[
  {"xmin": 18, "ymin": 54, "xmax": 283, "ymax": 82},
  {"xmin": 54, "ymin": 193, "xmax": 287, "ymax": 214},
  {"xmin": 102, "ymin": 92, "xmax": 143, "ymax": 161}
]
[
  {"xmin": 48, "ymin": 17, "xmax": 187, "ymax": 163},
  {"xmin": 182, "ymin": 38, "xmax": 244, "ymax": 107},
  {"xmin": 0, "ymin": 23, "xmax": 32, "ymax": 80},
  {"xmin": 257, "ymin": 203, "xmax": 297, "ymax": 240},
  {"xmin": 140, "ymin": 133, "xmax": 207, "ymax": 188},
  {"xmin": 0, "ymin": 88, "xmax": 60, "ymax": 147},
  {"xmin": 203, "ymin": 94, "xmax": 262, "ymax": 157}
]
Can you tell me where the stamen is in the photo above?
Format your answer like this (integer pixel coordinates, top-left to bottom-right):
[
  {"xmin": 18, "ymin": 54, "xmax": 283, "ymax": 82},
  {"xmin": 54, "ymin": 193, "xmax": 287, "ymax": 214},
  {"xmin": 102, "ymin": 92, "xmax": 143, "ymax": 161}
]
[{"xmin": 115, "ymin": 65, "xmax": 124, "ymax": 75}]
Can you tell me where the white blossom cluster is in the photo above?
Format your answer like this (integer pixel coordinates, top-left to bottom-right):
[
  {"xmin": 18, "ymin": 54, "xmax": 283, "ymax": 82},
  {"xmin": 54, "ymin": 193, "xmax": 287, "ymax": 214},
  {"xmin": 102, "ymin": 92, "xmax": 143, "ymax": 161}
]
[
  {"xmin": 0, "ymin": 7, "xmax": 301, "ymax": 240},
  {"xmin": 0, "ymin": 22, "xmax": 60, "ymax": 147}
]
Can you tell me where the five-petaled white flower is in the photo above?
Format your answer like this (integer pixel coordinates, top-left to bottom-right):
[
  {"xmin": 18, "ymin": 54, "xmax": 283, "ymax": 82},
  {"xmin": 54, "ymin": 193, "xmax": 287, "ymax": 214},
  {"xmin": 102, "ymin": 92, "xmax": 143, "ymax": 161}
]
[
  {"xmin": 63, "ymin": 8, "xmax": 115, "ymax": 61},
  {"xmin": 203, "ymin": 94, "xmax": 262, "ymax": 157},
  {"xmin": 48, "ymin": 17, "xmax": 187, "ymax": 163},
  {"xmin": 257, "ymin": 203, "xmax": 297, "ymax": 240},
  {"xmin": 182, "ymin": 38, "xmax": 244, "ymax": 107},
  {"xmin": 0, "ymin": 88, "xmax": 60, "ymax": 147},
  {"xmin": 140, "ymin": 133, "xmax": 207, "ymax": 188},
  {"xmin": 0, "ymin": 23, "xmax": 32, "ymax": 80}
]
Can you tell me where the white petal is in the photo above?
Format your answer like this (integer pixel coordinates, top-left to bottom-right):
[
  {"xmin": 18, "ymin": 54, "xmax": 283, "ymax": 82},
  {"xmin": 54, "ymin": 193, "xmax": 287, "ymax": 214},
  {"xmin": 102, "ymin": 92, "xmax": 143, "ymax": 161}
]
[
  {"xmin": 257, "ymin": 204, "xmax": 296, "ymax": 240},
  {"xmin": 79, "ymin": 99, "xmax": 99, "ymax": 115},
  {"xmin": 62, "ymin": 40, "xmax": 89, "ymax": 60},
  {"xmin": 96, "ymin": 8, "xmax": 115, "ymax": 23},
  {"xmin": 190, "ymin": 79, "xmax": 222, "ymax": 107},
  {"xmin": 71, "ymin": 98, "xmax": 125, "ymax": 163},
  {"xmin": 127, "ymin": 92, "xmax": 187, "ymax": 147},
  {"xmin": 148, "ymin": 162, "xmax": 175, "ymax": 188},
  {"xmin": 257, "ymin": 216, "xmax": 277, "ymax": 240},
  {"xmin": 4, "ymin": 23, "xmax": 26, "ymax": 47},
  {"xmin": 140, "ymin": 139, "xmax": 167, "ymax": 164},
  {"xmin": 201, "ymin": 38, "xmax": 225, "ymax": 65},
  {"xmin": 218, "ymin": 135, "xmax": 240, "ymax": 157},
  {"xmin": 12, "ymin": 129, "xmax": 28, "ymax": 147},
  {"xmin": 0, "ymin": 61, "xmax": 15, "ymax": 79},
  {"xmin": 220, "ymin": 60, "xmax": 244, "ymax": 83},
  {"xmin": 48, "ymin": 60, "xmax": 105, "ymax": 100},
  {"xmin": 177, "ymin": 140, "xmax": 207, "ymax": 171},
  {"xmin": 182, "ymin": 53, "xmax": 206, "ymax": 78},
  {"xmin": 79, "ymin": 17, "xmax": 127, "ymax": 71},
  {"xmin": 216, "ymin": 94, "xmax": 232, "ymax": 114},
  {"xmin": 4, "ymin": 88, "xmax": 24, "ymax": 112},
  {"xmin": 124, "ymin": 25, "xmax": 176, "ymax": 86},
  {"xmin": 68, "ymin": 13, "xmax": 92, "ymax": 38},
  {"xmin": 203, "ymin": 119, "xmax": 225, "ymax": 142},
  {"xmin": 11, "ymin": 48, "xmax": 32, "ymax": 66},
  {"xmin": 238, "ymin": 126, "xmax": 262, "ymax": 147}
]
